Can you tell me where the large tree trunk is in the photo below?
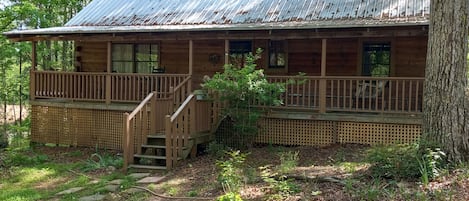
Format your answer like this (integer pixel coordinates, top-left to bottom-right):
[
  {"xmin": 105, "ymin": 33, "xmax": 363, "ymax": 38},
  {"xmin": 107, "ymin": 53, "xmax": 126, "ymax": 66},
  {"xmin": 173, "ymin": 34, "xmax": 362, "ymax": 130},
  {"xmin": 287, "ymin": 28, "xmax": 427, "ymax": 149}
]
[{"xmin": 423, "ymin": 0, "xmax": 469, "ymax": 162}]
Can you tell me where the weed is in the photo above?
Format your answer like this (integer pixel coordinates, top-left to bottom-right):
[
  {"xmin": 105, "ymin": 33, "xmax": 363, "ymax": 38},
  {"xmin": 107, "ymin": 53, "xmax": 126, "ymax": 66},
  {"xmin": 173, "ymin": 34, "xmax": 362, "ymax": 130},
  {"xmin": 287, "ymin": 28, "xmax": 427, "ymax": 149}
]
[
  {"xmin": 277, "ymin": 151, "xmax": 299, "ymax": 174},
  {"xmin": 207, "ymin": 141, "xmax": 230, "ymax": 159},
  {"xmin": 259, "ymin": 165, "xmax": 300, "ymax": 200},
  {"xmin": 81, "ymin": 152, "xmax": 123, "ymax": 172},
  {"xmin": 216, "ymin": 150, "xmax": 248, "ymax": 194},
  {"xmin": 216, "ymin": 192, "xmax": 243, "ymax": 201},
  {"xmin": 187, "ymin": 190, "xmax": 198, "ymax": 197},
  {"xmin": 367, "ymin": 144, "xmax": 421, "ymax": 179}
]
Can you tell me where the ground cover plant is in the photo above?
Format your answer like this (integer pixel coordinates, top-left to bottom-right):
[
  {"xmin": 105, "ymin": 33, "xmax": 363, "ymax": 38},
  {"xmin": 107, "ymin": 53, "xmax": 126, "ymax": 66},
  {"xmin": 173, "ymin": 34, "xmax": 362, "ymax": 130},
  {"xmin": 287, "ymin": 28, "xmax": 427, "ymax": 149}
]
[{"xmin": 1, "ymin": 134, "xmax": 469, "ymax": 201}]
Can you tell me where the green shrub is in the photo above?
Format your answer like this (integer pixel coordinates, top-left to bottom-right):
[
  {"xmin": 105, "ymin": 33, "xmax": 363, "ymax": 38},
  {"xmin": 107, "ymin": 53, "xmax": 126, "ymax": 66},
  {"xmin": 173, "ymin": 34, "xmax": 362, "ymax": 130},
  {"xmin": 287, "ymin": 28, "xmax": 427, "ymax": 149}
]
[
  {"xmin": 277, "ymin": 151, "xmax": 299, "ymax": 174},
  {"xmin": 207, "ymin": 141, "xmax": 230, "ymax": 159},
  {"xmin": 81, "ymin": 152, "xmax": 123, "ymax": 172},
  {"xmin": 367, "ymin": 144, "xmax": 420, "ymax": 179},
  {"xmin": 216, "ymin": 192, "xmax": 243, "ymax": 201},
  {"xmin": 366, "ymin": 144, "xmax": 446, "ymax": 180},
  {"xmin": 203, "ymin": 49, "xmax": 285, "ymax": 149},
  {"xmin": 259, "ymin": 165, "xmax": 300, "ymax": 200},
  {"xmin": 216, "ymin": 150, "xmax": 248, "ymax": 194}
]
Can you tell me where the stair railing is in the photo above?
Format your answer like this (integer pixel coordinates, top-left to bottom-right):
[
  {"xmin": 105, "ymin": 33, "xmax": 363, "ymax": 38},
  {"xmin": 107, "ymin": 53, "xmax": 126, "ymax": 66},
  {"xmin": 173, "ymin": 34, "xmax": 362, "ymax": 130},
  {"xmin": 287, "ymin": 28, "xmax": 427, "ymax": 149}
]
[
  {"xmin": 169, "ymin": 76, "xmax": 192, "ymax": 112},
  {"xmin": 123, "ymin": 92, "xmax": 157, "ymax": 171},
  {"xmin": 165, "ymin": 94, "xmax": 196, "ymax": 169}
]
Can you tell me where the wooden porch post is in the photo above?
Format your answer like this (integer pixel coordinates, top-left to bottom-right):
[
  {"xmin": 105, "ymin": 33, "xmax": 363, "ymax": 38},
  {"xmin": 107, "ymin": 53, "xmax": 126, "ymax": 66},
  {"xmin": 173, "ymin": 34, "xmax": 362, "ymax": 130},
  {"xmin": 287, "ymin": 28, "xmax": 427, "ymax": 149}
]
[
  {"xmin": 319, "ymin": 39, "xmax": 327, "ymax": 113},
  {"xmin": 189, "ymin": 40, "xmax": 193, "ymax": 75},
  {"xmin": 30, "ymin": 41, "xmax": 37, "ymax": 101},
  {"xmin": 105, "ymin": 42, "xmax": 112, "ymax": 104},
  {"xmin": 224, "ymin": 39, "xmax": 229, "ymax": 65}
]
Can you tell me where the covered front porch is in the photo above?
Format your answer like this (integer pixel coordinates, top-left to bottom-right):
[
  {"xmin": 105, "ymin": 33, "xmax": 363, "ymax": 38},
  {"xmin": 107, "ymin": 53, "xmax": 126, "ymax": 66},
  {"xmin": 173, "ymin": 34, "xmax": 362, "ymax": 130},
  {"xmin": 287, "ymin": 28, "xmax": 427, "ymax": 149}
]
[{"xmin": 30, "ymin": 71, "xmax": 424, "ymax": 115}]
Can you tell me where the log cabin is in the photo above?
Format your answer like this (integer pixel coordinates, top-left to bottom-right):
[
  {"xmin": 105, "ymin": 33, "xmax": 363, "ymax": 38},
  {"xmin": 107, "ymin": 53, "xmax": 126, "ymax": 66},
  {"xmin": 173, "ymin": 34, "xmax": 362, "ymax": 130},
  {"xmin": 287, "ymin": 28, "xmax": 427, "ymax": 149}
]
[{"xmin": 4, "ymin": 0, "xmax": 430, "ymax": 170}]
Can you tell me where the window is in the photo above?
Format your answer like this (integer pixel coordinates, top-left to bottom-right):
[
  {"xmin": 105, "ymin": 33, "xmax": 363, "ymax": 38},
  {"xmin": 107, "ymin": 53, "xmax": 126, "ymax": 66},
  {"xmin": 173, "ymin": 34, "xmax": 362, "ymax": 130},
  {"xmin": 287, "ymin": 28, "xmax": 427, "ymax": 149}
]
[
  {"xmin": 112, "ymin": 44, "xmax": 160, "ymax": 73},
  {"xmin": 268, "ymin": 40, "xmax": 286, "ymax": 68},
  {"xmin": 362, "ymin": 43, "xmax": 390, "ymax": 76},
  {"xmin": 229, "ymin": 41, "xmax": 252, "ymax": 66}
]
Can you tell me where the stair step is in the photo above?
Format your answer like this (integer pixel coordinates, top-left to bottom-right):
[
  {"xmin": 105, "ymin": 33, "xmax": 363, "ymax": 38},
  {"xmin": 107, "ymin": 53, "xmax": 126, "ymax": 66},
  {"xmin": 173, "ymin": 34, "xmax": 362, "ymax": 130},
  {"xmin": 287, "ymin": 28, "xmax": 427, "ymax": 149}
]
[
  {"xmin": 128, "ymin": 164, "xmax": 167, "ymax": 170},
  {"xmin": 147, "ymin": 135, "xmax": 165, "ymax": 139},
  {"xmin": 134, "ymin": 154, "xmax": 166, "ymax": 160},
  {"xmin": 141, "ymin": 144, "xmax": 166, "ymax": 149}
]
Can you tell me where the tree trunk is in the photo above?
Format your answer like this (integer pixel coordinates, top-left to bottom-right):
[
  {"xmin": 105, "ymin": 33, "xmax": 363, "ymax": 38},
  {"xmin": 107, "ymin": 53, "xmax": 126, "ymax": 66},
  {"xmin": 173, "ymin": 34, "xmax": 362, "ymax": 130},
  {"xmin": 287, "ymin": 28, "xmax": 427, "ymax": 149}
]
[{"xmin": 423, "ymin": 0, "xmax": 469, "ymax": 162}]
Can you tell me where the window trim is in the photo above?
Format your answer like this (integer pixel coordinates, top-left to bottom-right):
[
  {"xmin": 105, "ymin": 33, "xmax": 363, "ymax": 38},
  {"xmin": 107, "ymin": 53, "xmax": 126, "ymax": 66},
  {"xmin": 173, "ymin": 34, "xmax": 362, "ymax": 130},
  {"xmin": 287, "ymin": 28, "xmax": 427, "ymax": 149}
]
[
  {"xmin": 111, "ymin": 43, "xmax": 161, "ymax": 74},
  {"xmin": 361, "ymin": 42, "xmax": 391, "ymax": 76},
  {"xmin": 268, "ymin": 40, "xmax": 287, "ymax": 69}
]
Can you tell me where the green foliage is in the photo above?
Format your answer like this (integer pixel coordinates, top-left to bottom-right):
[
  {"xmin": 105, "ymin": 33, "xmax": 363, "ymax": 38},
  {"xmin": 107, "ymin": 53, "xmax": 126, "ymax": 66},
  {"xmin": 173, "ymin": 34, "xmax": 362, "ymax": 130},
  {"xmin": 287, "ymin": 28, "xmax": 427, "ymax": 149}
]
[
  {"xmin": 216, "ymin": 150, "xmax": 248, "ymax": 194},
  {"xmin": 216, "ymin": 192, "xmax": 243, "ymax": 201},
  {"xmin": 259, "ymin": 165, "xmax": 300, "ymax": 200},
  {"xmin": 277, "ymin": 151, "xmax": 299, "ymax": 174},
  {"xmin": 207, "ymin": 141, "xmax": 231, "ymax": 159},
  {"xmin": 81, "ymin": 152, "xmax": 123, "ymax": 172},
  {"xmin": 3, "ymin": 150, "xmax": 48, "ymax": 167},
  {"xmin": 366, "ymin": 144, "xmax": 446, "ymax": 181},
  {"xmin": 367, "ymin": 144, "xmax": 420, "ymax": 179},
  {"xmin": 203, "ymin": 49, "xmax": 285, "ymax": 149}
]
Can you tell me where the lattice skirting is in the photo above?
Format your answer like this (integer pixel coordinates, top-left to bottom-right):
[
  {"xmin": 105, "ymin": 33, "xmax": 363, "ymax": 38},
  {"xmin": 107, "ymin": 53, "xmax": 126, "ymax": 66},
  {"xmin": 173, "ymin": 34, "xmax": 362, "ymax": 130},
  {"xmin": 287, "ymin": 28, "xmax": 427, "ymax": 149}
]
[
  {"xmin": 257, "ymin": 119, "xmax": 335, "ymax": 146},
  {"xmin": 31, "ymin": 105, "xmax": 125, "ymax": 150},
  {"xmin": 337, "ymin": 122, "xmax": 421, "ymax": 145},
  {"xmin": 255, "ymin": 118, "xmax": 421, "ymax": 146}
]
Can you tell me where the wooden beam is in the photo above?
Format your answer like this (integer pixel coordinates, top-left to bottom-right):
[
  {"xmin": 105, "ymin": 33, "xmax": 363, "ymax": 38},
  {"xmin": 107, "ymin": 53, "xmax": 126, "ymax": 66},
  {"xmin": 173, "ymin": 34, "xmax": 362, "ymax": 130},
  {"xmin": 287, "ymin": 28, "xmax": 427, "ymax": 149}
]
[
  {"xmin": 224, "ymin": 39, "xmax": 229, "ymax": 65},
  {"xmin": 31, "ymin": 41, "xmax": 37, "ymax": 70},
  {"xmin": 319, "ymin": 39, "xmax": 327, "ymax": 113},
  {"xmin": 105, "ymin": 42, "xmax": 112, "ymax": 104},
  {"xmin": 189, "ymin": 40, "xmax": 193, "ymax": 75},
  {"xmin": 30, "ymin": 41, "xmax": 37, "ymax": 101}
]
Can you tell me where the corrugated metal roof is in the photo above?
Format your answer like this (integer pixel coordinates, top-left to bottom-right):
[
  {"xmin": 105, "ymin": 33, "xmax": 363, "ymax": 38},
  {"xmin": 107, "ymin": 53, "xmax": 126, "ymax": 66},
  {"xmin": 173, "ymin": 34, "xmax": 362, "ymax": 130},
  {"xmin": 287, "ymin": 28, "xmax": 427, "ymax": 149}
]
[
  {"xmin": 5, "ymin": 0, "xmax": 430, "ymax": 36},
  {"xmin": 66, "ymin": 0, "xmax": 429, "ymax": 26}
]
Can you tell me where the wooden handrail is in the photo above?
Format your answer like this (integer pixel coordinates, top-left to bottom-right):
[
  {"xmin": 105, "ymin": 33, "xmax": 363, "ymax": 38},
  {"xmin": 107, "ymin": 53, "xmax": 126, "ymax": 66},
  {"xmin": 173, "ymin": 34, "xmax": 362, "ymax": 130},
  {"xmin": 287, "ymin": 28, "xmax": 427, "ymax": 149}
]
[
  {"xmin": 123, "ymin": 92, "xmax": 156, "ymax": 171},
  {"xmin": 170, "ymin": 94, "xmax": 195, "ymax": 122},
  {"xmin": 127, "ymin": 92, "xmax": 155, "ymax": 118},
  {"xmin": 165, "ymin": 92, "xmax": 221, "ymax": 170},
  {"xmin": 31, "ymin": 70, "xmax": 189, "ymax": 102},
  {"xmin": 264, "ymin": 76, "xmax": 425, "ymax": 114}
]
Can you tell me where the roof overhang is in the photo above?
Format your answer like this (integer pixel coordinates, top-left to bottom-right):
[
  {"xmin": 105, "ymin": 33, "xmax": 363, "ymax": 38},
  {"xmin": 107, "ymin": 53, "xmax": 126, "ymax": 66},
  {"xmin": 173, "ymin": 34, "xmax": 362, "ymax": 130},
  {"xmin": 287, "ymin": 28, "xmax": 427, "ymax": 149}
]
[{"xmin": 4, "ymin": 20, "xmax": 429, "ymax": 41}]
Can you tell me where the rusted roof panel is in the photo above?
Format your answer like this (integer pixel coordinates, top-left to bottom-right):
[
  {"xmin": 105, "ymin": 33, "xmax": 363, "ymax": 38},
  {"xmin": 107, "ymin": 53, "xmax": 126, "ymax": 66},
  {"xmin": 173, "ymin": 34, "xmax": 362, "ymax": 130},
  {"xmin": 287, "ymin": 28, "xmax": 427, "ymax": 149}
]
[
  {"xmin": 4, "ymin": 0, "xmax": 430, "ymax": 36},
  {"xmin": 66, "ymin": 0, "xmax": 430, "ymax": 27}
]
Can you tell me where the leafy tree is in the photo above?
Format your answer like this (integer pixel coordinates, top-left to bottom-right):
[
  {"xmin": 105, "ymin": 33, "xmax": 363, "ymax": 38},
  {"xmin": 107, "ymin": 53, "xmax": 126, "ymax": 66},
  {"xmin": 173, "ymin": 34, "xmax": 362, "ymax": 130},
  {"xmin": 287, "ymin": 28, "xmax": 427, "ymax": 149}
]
[
  {"xmin": 423, "ymin": 0, "xmax": 469, "ymax": 162},
  {"xmin": 0, "ymin": 0, "xmax": 91, "ymax": 146},
  {"xmin": 203, "ymin": 49, "xmax": 285, "ymax": 149}
]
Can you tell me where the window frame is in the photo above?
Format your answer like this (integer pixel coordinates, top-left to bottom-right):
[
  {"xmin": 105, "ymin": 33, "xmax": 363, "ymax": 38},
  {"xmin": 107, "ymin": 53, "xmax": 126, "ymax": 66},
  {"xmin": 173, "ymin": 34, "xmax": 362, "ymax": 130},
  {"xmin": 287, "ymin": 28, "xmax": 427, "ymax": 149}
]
[
  {"xmin": 111, "ymin": 43, "xmax": 161, "ymax": 74},
  {"xmin": 268, "ymin": 40, "xmax": 287, "ymax": 68},
  {"xmin": 361, "ymin": 42, "xmax": 391, "ymax": 76}
]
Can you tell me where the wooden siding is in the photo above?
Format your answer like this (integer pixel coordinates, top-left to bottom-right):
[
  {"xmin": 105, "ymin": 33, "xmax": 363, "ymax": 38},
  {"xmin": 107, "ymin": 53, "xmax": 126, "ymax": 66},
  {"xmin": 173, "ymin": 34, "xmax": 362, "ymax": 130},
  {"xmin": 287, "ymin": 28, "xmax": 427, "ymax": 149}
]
[
  {"xmin": 287, "ymin": 39, "xmax": 322, "ymax": 75},
  {"xmin": 75, "ymin": 41, "xmax": 107, "ymax": 72},
  {"xmin": 394, "ymin": 36, "xmax": 428, "ymax": 77},
  {"xmin": 326, "ymin": 38, "xmax": 359, "ymax": 76},
  {"xmin": 71, "ymin": 32, "xmax": 427, "ymax": 83},
  {"xmin": 160, "ymin": 40, "xmax": 189, "ymax": 74},
  {"xmin": 192, "ymin": 40, "xmax": 225, "ymax": 89}
]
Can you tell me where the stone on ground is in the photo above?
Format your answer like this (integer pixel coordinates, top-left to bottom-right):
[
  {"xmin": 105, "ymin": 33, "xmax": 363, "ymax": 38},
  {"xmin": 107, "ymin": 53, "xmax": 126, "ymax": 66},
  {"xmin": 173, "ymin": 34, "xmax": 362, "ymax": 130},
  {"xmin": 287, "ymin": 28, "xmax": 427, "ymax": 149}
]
[
  {"xmin": 137, "ymin": 176, "xmax": 165, "ymax": 184},
  {"xmin": 108, "ymin": 179, "xmax": 124, "ymax": 185},
  {"xmin": 56, "ymin": 187, "xmax": 84, "ymax": 195},
  {"xmin": 103, "ymin": 184, "xmax": 120, "ymax": 192},
  {"xmin": 128, "ymin": 173, "xmax": 150, "ymax": 179},
  {"xmin": 78, "ymin": 194, "xmax": 106, "ymax": 201},
  {"xmin": 125, "ymin": 187, "xmax": 145, "ymax": 194}
]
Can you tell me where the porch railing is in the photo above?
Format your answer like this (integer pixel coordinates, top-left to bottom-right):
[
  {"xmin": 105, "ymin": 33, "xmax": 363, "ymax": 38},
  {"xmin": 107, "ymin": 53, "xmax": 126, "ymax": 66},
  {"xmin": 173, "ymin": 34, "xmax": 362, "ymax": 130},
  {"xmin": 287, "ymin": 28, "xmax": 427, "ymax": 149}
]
[
  {"xmin": 31, "ymin": 70, "xmax": 189, "ymax": 102},
  {"xmin": 267, "ymin": 76, "xmax": 424, "ymax": 114},
  {"xmin": 165, "ymin": 93, "xmax": 222, "ymax": 169}
]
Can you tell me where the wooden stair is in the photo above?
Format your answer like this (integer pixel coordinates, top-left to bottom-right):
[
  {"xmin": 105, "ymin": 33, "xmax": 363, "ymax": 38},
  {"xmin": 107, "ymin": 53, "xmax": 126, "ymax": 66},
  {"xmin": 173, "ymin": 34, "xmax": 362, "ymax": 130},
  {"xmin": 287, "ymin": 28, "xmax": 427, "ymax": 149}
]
[{"xmin": 128, "ymin": 133, "xmax": 194, "ymax": 171}]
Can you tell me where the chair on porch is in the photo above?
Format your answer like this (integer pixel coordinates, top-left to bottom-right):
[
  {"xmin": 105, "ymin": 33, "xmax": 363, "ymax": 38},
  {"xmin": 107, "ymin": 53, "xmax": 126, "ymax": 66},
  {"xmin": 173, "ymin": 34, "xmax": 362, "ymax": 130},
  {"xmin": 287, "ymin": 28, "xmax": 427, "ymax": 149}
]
[{"xmin": 353, "ymin": 80, "xmax": 388, "ymax": 110}]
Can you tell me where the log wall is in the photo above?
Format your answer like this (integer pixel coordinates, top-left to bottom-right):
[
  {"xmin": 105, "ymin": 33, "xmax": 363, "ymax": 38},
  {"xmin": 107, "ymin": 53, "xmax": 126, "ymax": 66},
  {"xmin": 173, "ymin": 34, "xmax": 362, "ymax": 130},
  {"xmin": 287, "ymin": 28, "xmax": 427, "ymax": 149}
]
[
  {"xmin": 75, "ymin": 41, "xmax": 107, "ymax": 72},
  {"xmin": 73, "ymin": 34, "xmax": 427, "ymax": 83}
]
